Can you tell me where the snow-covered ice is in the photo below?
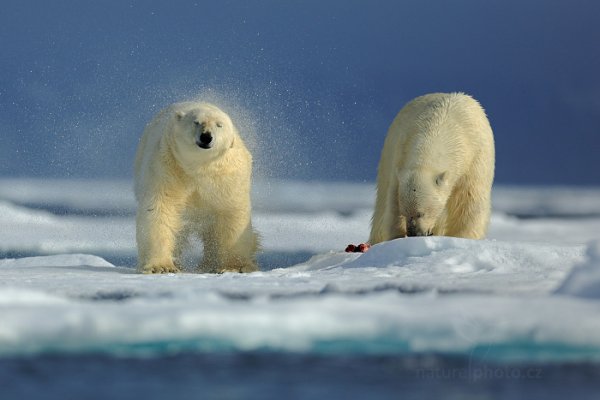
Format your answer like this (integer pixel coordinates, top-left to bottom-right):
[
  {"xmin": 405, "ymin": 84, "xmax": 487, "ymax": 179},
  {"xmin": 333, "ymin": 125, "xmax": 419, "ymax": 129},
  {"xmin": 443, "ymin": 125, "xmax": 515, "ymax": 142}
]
[
  {"xmin": 1, "ymin": 179, "xmax": 600, "ymax": 361},
  {"xmin": 556, "ymin": 240, "xmax": 600, "ymax": 299}
]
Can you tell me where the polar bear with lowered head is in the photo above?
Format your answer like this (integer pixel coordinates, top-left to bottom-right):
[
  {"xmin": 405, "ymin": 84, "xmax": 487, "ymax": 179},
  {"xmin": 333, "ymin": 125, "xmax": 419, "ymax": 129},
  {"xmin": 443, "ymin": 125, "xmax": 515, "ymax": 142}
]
[
  {"xmin": 134, "ymin": 101, "xmax": 259, "ymax": 274},
  {"xmin": 370, "ymin": 92, "xmax": 495, "ymax": 244}
]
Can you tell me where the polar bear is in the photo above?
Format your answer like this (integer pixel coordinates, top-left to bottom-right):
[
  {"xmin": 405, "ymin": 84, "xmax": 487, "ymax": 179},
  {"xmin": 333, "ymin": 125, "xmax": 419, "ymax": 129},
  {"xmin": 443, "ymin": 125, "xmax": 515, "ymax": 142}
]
[
  {"xmin": 369, "ymin": 92, "xmax": 495, "ymax": 244},
  {"xmin": 134, "ymin": 101, "xmax": 259, "ymax": 274}
]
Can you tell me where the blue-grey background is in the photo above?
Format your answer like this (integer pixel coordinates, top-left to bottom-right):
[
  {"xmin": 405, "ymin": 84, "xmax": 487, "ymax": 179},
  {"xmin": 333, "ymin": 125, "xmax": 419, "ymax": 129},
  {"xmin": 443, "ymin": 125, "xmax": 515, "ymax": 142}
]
[{"xmin": 1, "ymin": 0, "xmax": 599, "ymax": 185}]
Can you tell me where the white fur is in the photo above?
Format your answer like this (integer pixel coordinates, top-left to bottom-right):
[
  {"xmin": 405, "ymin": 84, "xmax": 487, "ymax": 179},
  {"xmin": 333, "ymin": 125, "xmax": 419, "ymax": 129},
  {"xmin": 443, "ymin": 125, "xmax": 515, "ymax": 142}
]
[
  {"xmin": 134, "ymin": 102, "xmax": 259, "ymax": 274},
  {"xmin": 370, "ymin": 93, "xmax": 495, "ymax": 243}
]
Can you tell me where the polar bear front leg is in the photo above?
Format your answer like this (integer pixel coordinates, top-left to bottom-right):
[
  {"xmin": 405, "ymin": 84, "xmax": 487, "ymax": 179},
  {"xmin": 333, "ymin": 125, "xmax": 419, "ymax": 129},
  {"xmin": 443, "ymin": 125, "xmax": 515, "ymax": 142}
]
[
  {"xmin": 447, "ymin": 196, "xmax": 491, "ymax": 239},
  {"xmin": 136, "ymin": 191, "xmax": 185, "ymax": 274},
  {"xmin": 199, "ymin": 210, "xmax": 259, "ymax": 273},
  {"xmin": 371, "ymin": 179, "xmax": 407, "ymax": 244}
]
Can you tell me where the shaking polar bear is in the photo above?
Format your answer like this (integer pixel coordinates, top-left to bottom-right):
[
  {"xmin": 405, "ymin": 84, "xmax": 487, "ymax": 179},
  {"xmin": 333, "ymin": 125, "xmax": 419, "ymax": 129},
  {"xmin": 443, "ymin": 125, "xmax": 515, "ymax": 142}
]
[
  {"xmin": 370, "ymin": 93, "xmax": 495, "ymax": 243},
  {"xmin": 134, "ymin": 102, "xmax": 259, "ymax": 274}
]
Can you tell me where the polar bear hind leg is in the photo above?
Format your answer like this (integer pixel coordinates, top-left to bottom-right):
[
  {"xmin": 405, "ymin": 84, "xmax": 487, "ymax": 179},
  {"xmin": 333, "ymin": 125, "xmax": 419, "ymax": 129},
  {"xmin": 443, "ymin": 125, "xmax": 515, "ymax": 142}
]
[{"xmin": 198, "ymin": 210, "xmax": 259, "ymax": 273}]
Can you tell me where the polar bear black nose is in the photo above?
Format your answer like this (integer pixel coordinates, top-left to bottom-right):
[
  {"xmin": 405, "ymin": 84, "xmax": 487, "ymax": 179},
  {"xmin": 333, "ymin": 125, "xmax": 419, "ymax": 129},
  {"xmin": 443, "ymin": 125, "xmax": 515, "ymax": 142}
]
[
  {"xmin": 198, "ymin": 132, "xmax": 213, "ymax": 145},
  {"xmin": 200, "ymin": 132, "xmax": 212, "ymax": 144},
  {"xmin": 196, "ymin": 132, "xmax": 213, "ymax": 149}
]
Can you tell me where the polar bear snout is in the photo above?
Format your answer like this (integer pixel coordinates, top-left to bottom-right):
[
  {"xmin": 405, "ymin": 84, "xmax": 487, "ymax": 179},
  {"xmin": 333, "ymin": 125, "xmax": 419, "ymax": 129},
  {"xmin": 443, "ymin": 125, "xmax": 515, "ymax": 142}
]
[
  {"xmin": 407, "ymin": 215, "xmax": 434, "ymax": 237},
  {"xmin": 407, "ymin": 225, "xmax": 434, "ymax": 237},
  {"xmin": 192, "ymin": 120, "xmax": 214, "ymax": 149},
  {"xmin": 196, "ymin": 132, "xmax": 213, "ymax": 149}
]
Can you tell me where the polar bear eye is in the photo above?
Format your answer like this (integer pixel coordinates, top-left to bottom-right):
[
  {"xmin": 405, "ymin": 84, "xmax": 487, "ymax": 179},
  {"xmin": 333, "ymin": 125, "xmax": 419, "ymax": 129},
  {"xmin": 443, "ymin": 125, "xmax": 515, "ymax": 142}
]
[
  {"xmin": 216, "ymin": 122, "xmax": 223, "ymax": 128},
  {"xmin": 435, "ymin": 172, "xmax": 446, "ymax": 186}
]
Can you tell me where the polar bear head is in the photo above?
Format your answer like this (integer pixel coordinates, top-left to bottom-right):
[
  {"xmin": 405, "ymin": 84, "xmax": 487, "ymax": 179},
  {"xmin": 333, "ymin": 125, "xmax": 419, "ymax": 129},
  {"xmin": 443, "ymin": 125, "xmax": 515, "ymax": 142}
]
[
  {"xmin": 169, "ymin": 102, "xmax": 237, "ymax": 164},
  {"xmin": 398, "ymin": 169, "xmax": 451, "ymax": 236}
]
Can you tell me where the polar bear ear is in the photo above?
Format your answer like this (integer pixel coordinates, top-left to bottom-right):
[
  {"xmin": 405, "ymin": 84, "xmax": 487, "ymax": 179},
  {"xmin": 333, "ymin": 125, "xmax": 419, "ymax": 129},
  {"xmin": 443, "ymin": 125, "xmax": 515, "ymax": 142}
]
[
  {"xmin": 175, "ymin": 111, "xmax": 186, "ymax": 121},
  {"xmin": 435, "ymin": 172, "xmax": 446, "ymax": 186}
]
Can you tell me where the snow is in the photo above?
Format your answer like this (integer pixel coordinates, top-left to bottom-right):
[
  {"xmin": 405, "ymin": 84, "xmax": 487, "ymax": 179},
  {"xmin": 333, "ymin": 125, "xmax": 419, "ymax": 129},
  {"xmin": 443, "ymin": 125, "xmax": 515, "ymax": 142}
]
[
  {"xmin": 556, "ymin": 240, "xmax": 600, "ymax": 299},
  {"xmin": 0, "ymin": 199, "xmax": 133, "ymax": 255},
  {"xmin": 1, "ymin": 179, "xmax": 600, "ymax": 361}
]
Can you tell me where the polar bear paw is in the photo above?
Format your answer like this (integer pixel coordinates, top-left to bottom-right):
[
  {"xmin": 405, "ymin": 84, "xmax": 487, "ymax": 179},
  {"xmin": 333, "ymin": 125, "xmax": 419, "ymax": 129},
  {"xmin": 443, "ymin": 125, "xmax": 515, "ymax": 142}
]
[{"xmin": 140, "ymin": 262, "xmax": 181, "ymax": 274}]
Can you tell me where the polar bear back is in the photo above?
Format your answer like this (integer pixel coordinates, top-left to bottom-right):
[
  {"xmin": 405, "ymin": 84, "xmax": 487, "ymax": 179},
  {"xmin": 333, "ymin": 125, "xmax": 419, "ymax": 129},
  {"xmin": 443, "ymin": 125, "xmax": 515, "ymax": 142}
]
[{"xmin": 381, "ymin": 93, "xmax": 493, "ymax": 183}]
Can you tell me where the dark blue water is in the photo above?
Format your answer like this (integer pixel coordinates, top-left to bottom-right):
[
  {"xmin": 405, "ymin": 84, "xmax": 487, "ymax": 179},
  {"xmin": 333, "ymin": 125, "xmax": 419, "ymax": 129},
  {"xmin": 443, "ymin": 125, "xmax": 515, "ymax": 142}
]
[{"xmin": 2, "ymin": 352, "xmax": 599, "ymax": 400}]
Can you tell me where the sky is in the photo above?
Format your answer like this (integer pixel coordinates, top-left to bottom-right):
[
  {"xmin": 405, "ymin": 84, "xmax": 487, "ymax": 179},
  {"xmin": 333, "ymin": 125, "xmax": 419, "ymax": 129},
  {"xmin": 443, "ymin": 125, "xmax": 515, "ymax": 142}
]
[{"xmin": 1, "ymin": 0, "xmax": 599, "ymax": 185}]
